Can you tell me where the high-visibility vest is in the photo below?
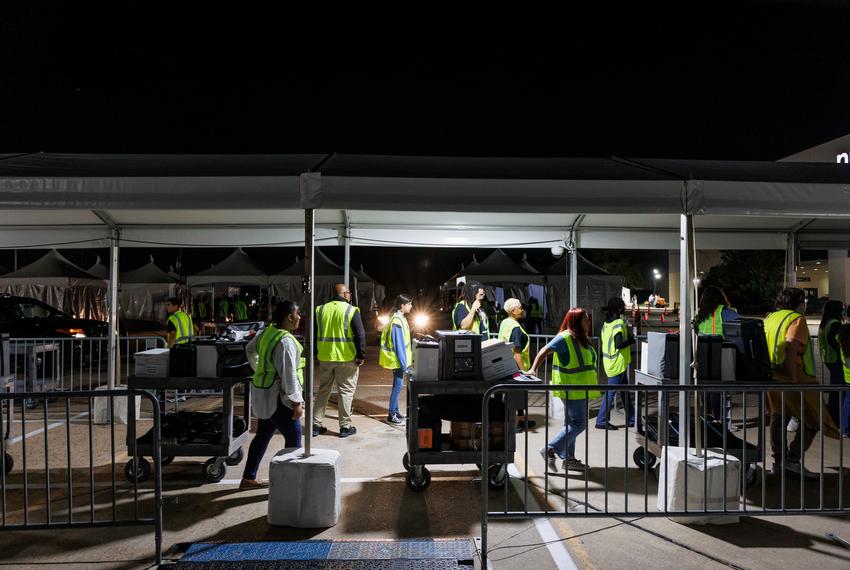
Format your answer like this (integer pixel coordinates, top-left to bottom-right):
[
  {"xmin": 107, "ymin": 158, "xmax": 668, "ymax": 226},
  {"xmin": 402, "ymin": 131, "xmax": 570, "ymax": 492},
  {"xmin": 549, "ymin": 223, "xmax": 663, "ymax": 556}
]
[
  {"xmin": 196, "ymin": 302, "xmax": 208, "ymax": 319},
  {"xmin": 315, "ymin": 300, "xmax": 359, "ymax": 362},
  {"xmin": 252, "ymin": 325, "xmax": 305, "ymax": 388},
  {"xmin": 601, "ymin": 317, "xmax": 631, "ymax": 377},
  {"xmin": 697, "ymin": 305, "xmax": 725, "ymax": 337},
  {"xmin": 234, "ymin": 300, "xmax": 248, "ymax": 320},
  {"xmin": 497, "ymin": 318, "xmax": 530, "ymax": 370},
  {"xmin": 219, "ymin": 300, "xmax": 230, "ymax": 318},
  {"xmin": 531, "ymin": 305, "xmax": 543, "ymax": 318},
  {"xmin": 818, "ymin": 318, "xmax": 841, "ymax": 366},
  {"xmin": 452, "ymin": 301, "xmax": 483, "ymax": 335},
  {"xmin": 167, "ymin": 310, "xmax": 193, "ymax": 345},
  {"xmin": 379, "ymin": 312, "xmax": 413, "ymax": 370},
  {"xmin": 841, "ymin": 348, "xmax": 850, "ymax": 384},
  {"xmin": 764, "ymin": 309, "xmax": 815, "ymax": 377},
  {"xmin": 551, "ymin": 331, "xmax": 601, "ymax": 400}
]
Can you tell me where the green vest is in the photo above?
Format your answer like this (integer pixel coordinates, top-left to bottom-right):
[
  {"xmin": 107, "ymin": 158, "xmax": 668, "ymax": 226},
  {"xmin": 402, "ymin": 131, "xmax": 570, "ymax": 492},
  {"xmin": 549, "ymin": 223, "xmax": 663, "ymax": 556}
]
[
  {"xmin": 841, "ymin": 348, "xmax": 850, "ymax": 384},
  {"xmin": 497, "ymin": 318, "xmax": 530, "ymax": 370},
  {"xmin": 315, "ymin": 300, "xmax": 359, "ymax": 362},
  {"xmin": 452, "ymin": 301, "xmax": 484, "ymax": 335},
  {"xmin": 818, "ymin": 318, "xmax": 841, "ymax": 366},
  {"xmin": 551, "ymin": 331, "xmax": 601, "ymax": 400},
  {"xmin": 764, "ymin": 309, "xmax": 815, "ymax": 377},
  {"xmin": 234, "ymin": 300, "xmax": 248, "ymax": 320},
  {"xmin": 167, "ymin": 310, "xmax": 193, "ymax": 345},
  {"xmin": 698, "ymin": 305, "xmax": 725, "ymax": 337},
  {"xmin": 601, "ymin": 318, "xmax": 631, "ymax": 377},
  {"xmin": 252, "ymin": 325, "xmax": 305, "ymax": 388},
  {"xmin": 530, "ymin": 304, "xmax": 543, "ymax": 318},
  {"xmin": 379, "ymin": 312, "xmax": 413, "ymax": 370},
  {"xmin": 219, "ymin": 300, "xmax": 230, "ymax": 318},
  {"xmin": 196, "ymin": 302, "xmax": 208, "ymax": 319}
]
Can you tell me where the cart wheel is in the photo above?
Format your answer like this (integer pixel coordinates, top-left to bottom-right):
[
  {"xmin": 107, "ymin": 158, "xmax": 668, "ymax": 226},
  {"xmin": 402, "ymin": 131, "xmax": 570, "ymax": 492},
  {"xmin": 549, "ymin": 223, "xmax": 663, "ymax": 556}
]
[
  {"xmin": 225, "ymin": 448, "xmax": 244, "ymax": 466},
  {"xmin": 124, "ymin": 457, "xmax": 151, "ymax": 483},
  {"xmin": 405, "ymin": 467, "xmax": 431, "ymax": 491},
  {"xmin": 744, "ymin": 465, "xmax": 761, "ymax": 488},
  {"xmin": 4, "ymin": 452, "xmax": 13, "ymax": 475},
  {"xmin": 633, "ymin": 447, "xmax": 657, "ymax": 470},
  {"xmin": 203, "ymin": 457, "xmax": 226, "ymax": 483},
  {"xmin": 160, "ymin": 455, "xmax": 175, "ymax": 466},
  {"xmin": 402, "ymin": 452, "xmax": 411, "ymax": 472},
  {"xmin": 487, "ymin": 464, "xmax": 508, "ymax": 489}
]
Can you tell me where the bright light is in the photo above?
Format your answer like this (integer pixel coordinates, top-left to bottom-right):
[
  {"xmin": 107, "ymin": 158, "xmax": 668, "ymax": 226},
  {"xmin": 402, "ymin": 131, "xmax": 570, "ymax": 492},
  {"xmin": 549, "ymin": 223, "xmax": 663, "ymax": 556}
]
[
  {"xmin": 654, "ymin": 273, "xmax": 662, "ymax": 279},
  {"xmin": 378, "ymin": 314, "xmax": 389, "ymax": 325},
  {"xmin": 413, "ymin": 313, "xmax": 430, "ymax": 328}
]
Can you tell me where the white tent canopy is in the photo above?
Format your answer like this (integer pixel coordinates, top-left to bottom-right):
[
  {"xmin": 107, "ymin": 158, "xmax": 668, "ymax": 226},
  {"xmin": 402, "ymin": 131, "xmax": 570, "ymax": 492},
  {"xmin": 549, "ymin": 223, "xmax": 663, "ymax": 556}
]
[
  {"xmin": 186, "ymin": 247, "xmax": 269, "ymax": 287},
  {"xmin": 119, "ymin": 257, "xmax": 186, "ymax": 321}
]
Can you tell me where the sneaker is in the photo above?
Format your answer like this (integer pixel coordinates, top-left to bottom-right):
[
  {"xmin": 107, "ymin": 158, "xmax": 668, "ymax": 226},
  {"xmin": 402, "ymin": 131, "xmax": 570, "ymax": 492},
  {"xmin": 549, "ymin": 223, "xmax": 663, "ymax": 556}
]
[
  {"xmin": 563, "ymin": 458, "xmax": 589, "ymax": 472},
  {"xmin": 842, "ymin": 433, "xmax": 850, "ymax": 439},
  {"xmin": 339, "ymin": 426, "xmax": 357, "ymax": 438},
  {"xmin": 312, "ymin": 425, "xmax": 327, "ymax": 437},
  {"xmin": 515, "ymin": 420, "xmax": 537, "ymax": 433},
  {"xmin": 771, "ymin": 462, "xmax": 783, "ymax": 476},
  {"xmin": 785, "ymin": 461, "xmax": 818, "ymax": 480},
  {"xmin": 594, "ymin": 423, "xmax": 619, "ymax": 431},
  {"xmin": 787, "ymin": 416, "xmax": 799, "ymax": 432},
  {"xmin": 239, "ymin": 478, "xmax": 269, "ymax": 489},
  {"xmin": 539, "ymin": 447, "xmax": 558, "ymax": 472},
  {"xmin": 387, "ymin": 413, "xmax": 405, "ymax": 425}
]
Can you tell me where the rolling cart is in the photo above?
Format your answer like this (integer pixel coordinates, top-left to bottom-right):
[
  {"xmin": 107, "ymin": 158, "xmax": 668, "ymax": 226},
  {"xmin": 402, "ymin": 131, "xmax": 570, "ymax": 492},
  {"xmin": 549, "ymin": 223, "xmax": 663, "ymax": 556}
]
[
  {"xmin": 125, "ymin": 375, "xmax": 251, "ymax": 483},
  {"xmin": 403, "ymin": 372, "xmax": 540, "ymax": 492}
]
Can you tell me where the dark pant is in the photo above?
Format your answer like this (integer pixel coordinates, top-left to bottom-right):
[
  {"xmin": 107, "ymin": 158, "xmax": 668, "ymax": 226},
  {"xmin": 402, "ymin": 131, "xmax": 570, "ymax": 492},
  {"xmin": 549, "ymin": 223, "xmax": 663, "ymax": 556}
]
[
  {"xmin": 826, "ymin": 360, "xmax": 844, "ymax": 427},
  {"xmin": 242, "ymin": 399, "xmax": 302, "ymax": 480},
  {"xmin": 770, "ymin": 405, "xmax": 817, "ymax": 464},
  {"xmin": 596, "ymin": 371, "xmax": 635, "ymax": 427}
]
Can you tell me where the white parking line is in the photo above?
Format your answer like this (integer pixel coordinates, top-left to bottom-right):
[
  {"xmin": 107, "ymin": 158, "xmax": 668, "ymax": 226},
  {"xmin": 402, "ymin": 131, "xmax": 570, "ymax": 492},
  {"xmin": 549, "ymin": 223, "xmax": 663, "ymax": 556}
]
[{"xmin": 9, "ymin": 412, "xmax": 89, "ymax": 444}]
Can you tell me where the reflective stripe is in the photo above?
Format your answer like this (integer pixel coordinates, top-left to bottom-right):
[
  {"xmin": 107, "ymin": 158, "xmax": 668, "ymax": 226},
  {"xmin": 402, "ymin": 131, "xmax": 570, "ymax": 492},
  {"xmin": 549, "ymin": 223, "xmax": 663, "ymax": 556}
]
[
  {"xmin": 318, "ymin": 337, "xmax": 353, "ymax": 342},
  {"xmin": 168, "ymin": 311, "xmax": 193, "ymax": 345}
]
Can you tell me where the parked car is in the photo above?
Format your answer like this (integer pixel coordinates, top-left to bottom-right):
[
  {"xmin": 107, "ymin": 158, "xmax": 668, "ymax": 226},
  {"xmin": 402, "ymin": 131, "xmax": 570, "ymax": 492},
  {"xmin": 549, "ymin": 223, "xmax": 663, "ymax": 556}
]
[{"xmin": 0, "ymin": 295, "xmax": 108, "ymax": 338}]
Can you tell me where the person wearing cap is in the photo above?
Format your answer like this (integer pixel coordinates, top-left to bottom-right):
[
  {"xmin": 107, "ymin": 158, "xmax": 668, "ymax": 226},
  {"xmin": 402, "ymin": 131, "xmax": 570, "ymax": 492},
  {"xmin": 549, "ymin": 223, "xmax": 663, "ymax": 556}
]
[
  {"xmin": 498, "ymin": 298, "xmax": 536, "ymax": 432},
  {"xmin": 165, "ymin": 297, "xmax": 194, "ymax": 348},
  {"xmin": 596, "ymin": 297, "xmax": 635, "ymax": 430}
]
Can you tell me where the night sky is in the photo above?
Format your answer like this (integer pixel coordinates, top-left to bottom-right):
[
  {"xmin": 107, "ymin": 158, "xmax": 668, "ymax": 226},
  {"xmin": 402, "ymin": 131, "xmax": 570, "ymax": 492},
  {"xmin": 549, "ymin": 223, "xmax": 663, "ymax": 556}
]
[{"xmin": 1, "ymin": 3, "xmax": 849, "ymax": 298}]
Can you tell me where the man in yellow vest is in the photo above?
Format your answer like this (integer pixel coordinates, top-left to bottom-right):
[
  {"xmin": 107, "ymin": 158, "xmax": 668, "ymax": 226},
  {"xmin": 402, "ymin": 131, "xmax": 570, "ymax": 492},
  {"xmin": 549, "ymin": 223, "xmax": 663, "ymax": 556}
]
[
  {"xmin": 165, "ymin": 297, "xmax": 194, "ymax": 348},
  {"xmin": 240, "ymin": 300, "xmax": 304, "ymax": 489},
  {"xmin": 234, "ymin": 297, "xmax": 249, "ymax": 321},
  {"xmin": 764, "ymin": 287, "xmax": 839, "ymax": 479},
  {"xmin": 313, "ymin": 283, "xmax": 366, "ymax": 438}
]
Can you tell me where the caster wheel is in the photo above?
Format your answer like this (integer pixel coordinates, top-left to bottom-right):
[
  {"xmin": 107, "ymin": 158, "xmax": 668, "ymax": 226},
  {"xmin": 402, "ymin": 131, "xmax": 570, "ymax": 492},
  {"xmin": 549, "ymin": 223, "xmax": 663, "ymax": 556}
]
[
  {"xmin": 124, "ymin": 457, "xmax": 151, "ymax": 483},
  {"xmin": 405, "ymin": 467, "xmax": 431, "ymax": 491},
  {"xmin": 487, "ymin": 464, "xmax": 508, "ymax": 489},
  {"xmin": 203, "ymin": 457, "xmax": 226, "ymax": 483},
  {"xmin": 4, "ymin": 452, "xmax": 13, "ymax": 475},
  {"xmin": 402, "ymin": 452, "xmax": 411, "ymax": 472},
  {"xmin": 160, "ymin": 455, "xmax": 175, "ymax": 466},
  {"xmin": 225, "ymin": 448, "xmax": 244, "ymax": 466},
  {"xmin": 633, "ymin": 447, "xmax": 657, "ymax": 470}
]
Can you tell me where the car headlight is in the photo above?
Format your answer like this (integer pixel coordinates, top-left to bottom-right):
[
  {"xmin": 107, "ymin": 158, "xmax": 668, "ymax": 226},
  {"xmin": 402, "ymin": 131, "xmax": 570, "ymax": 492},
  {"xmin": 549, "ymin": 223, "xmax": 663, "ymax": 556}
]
[
  {"xmin": 413, "ymin": 313, "xmax": 429, "ymax": 328},
  {"xmin": 378, "ymin": 314, "xmax": 389, "ymax": 325}
]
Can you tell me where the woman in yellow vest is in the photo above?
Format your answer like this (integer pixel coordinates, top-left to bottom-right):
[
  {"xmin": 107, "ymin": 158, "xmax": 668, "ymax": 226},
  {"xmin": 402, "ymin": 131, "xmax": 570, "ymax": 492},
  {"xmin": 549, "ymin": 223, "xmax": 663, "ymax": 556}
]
[
  {"xmin": 596, "ymin": 297, "xmax": 635, "ymax": 430},
  {"xmin": 528, "ymin": 307, "xmax": 600, "ymax": 472},
  {"xmin": 499, "ymin": 298, "xmax": 535, "ymax": 432},
  {"xmin": 694, "ymin": 286, "xmax": 740, "ymax": 426},
  {"xmin": 818, "ymin": 300, "xmax": 845, "ymax": 425},
  {"xmin": 453, "ymin": 281, "xmax": 489, "ymax": 338},
  {"xmin": 240, "ymin": 300, "xmax": 305, "ymax": 489},
  {"xmin": 379, "ymin": 294, "xmax": 413, "ymax": 425},
  {"xmin": 837, "ymin": 324, "xmax": 850, "ymax": 438}
]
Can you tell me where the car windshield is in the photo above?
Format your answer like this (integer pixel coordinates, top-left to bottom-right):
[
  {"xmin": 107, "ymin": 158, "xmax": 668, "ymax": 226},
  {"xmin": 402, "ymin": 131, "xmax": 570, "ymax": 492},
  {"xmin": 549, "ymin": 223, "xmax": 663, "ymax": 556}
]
[{"xmin": 14, "ymin": 300, "xmax": 69, "ymax": 319}]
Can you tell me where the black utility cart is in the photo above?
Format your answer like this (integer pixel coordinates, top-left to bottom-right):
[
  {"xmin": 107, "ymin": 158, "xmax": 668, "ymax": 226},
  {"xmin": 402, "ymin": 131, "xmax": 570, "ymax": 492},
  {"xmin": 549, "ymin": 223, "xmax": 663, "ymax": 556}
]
[{"xmin": 125, "ymin": 375, "xmax": 251, "ymax": 483}]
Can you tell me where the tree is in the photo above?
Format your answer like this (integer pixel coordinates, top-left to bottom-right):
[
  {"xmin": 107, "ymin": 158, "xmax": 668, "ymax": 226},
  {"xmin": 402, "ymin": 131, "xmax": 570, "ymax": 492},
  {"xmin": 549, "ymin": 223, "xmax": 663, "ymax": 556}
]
[{"xmin": 699, "ymin": 251, "xmax": 784, "ymax": 315}]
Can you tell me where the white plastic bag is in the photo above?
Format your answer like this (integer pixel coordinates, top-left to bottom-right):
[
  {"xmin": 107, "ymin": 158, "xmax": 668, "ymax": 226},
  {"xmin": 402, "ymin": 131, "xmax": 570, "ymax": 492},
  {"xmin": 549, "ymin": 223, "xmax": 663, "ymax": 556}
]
[{"xmin": 548, "ymin": 395, "xmax": 565, "ymax": 421}]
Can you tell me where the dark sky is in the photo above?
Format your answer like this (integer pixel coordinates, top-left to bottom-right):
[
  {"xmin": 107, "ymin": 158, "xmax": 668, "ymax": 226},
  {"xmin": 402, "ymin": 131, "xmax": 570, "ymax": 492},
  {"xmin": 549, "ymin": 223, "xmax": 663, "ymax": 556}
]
[{"xmin": 1, "ymin": 2, "xmax": 848, "ymax": 297}]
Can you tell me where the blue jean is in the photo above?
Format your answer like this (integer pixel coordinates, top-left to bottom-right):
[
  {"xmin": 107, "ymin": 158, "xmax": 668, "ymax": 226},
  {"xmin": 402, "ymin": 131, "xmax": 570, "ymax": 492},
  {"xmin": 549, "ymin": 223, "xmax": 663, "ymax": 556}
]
[
  {"xmin": 242, "ymin": 398, "xmax": 302, "ymax": 480},
  {"xmin": 596, "ymin": 371, "xmax": 635, "ymax": 427},
  {"xmin": 547, "ymin": 398, "xmax": 587, "ymax": 460},
  {"xmin": 389, "ymin": 367, "xmax": 404, "ymax": 415}
]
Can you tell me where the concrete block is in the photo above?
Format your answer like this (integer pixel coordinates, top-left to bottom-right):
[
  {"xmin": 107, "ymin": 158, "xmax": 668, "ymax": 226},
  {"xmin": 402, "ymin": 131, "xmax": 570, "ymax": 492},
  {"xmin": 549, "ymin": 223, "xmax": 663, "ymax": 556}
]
[
  {"xmin": 657, "ymin": 446, "xmax": 741, "ymax": 525},
  {"xmin": 268, "ymin": 447, "xmax": 341, "ymax": 528},
  {"xmin": 93, "ymin": 385, "xmax": 140, "ymax": 425}
]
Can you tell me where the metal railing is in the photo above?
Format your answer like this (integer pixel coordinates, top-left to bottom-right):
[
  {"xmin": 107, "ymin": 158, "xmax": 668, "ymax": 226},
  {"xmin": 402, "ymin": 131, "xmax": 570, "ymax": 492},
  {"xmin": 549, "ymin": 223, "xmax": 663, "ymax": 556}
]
[
  {"xmin": 8, "ymin": 336, "xmax": 166, "ymax": 393},
  {"xmin": 479, "ymin": 382, "xmax": 850, "ymax": 567},
  {"xmin": 0, "ymin": 389, "xmax": 163, "ymax": 565}
]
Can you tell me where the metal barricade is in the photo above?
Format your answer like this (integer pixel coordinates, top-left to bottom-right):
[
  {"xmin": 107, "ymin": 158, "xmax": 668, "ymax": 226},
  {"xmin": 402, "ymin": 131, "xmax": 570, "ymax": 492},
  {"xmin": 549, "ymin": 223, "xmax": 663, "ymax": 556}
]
[
  {"xmin": 7, "ymin": 336, "xmax": 166, "ymax": 393},
  {"xmin": 479, "ymin": 382, "xmax": 850, "ymax": 567},
  {"xmin": 0, "ymin": 389, "xmax": 163, "ymax": 565}
]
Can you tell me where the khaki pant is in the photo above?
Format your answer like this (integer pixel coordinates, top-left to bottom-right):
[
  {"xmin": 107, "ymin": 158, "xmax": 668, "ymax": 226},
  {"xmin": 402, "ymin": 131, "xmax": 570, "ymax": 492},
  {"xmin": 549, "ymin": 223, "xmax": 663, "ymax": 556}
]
[{"xmin": 313, "ymin": 360, "xmax": 359, "ymax": 429}]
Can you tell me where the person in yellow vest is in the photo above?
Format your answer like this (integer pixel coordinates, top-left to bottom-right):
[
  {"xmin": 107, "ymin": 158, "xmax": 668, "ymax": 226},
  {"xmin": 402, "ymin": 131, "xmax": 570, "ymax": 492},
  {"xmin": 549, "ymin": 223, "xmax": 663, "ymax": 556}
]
[
  {"xmin": 453, "ymin": 281, "xmax": 489, "ymax": 338},
  {"xmin": 764, "ymin": 287, "xmax": 839, "ymax": 479},
  {"xmin": 528, "ymin": 297, "xmax": 543, "ymax": 334},
  {"xmin": 818, "ymin": 300, "xmax": 845, "ymax": 425},
  {"xmin": 313, "ymin": 283, "xmax": 366, "ymax": 438},
  {"xmin": 240, "ymin": 300, "xmax": 304, "ymax": 489},
  {"xmin": 499, "ymin": 298, "xmax": 536, "ymax": 432},
  {"xmin": 528, "ymin": 307, "xmax": 600, "ymax": 472},
  {"xmin": 218, "ymin": 296, "xmax": 231, "ymax": 322},
  {"xmin": 836, "ymin": 323, "xmax": 850, "ymax": 438},
  {"xmin": 165, "ymin": 297, "xmax": 194, "ymax": 348},
  {"xmin": 595, "ymin": 297, "xmax": 636, "ymax": 431},
  {"xmin": 234, "ymin": 297, "xmax": 249, "ymax": 321},
  {"xmin": 380, "ymin": 294, "xmax": 413, "ymax": 425},
  {"xmin": 694, "ymin": 286, "xmax": 740, "ymax": 426},
  {"xmin": 195, "ymin": 295, "xmax": 209, "ymax": 321}
]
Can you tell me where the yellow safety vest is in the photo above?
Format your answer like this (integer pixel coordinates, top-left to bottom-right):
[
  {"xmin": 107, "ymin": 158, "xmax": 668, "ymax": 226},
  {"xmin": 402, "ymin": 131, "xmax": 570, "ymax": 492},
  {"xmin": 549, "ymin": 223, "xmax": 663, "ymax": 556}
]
[
  {"xmin": 601, "ymin": 318, "xmax": 631, "ymax": 377},
  {"xmin": 818, "ymin": 318, "xmax": 841, "ymax": 366},
  {"xmin": 841, "ymin": 348, "xmax": 850, "ymax": 384},
  {"xmin": 252, "ymin": 325, "xmax": 305, "ymax": 388},
  {"xmin": 234, "ymin": 300, "xmax": 248, "ymax": 320},
  {"xmin": 315, "ymin": 300, "xmax": 359, "ymax": 362},
  {"xmin": 764, "ymin": 309, "xmax": 815, "ymax": 377},
  {"xmin": 196, "ymin": 302, "xmax": 208, "ymax": 319},
  {"xmin": 551, "ymin": 331, "xmax": 601, "ymax": 400},
  {"xmin": 219, "ymin": 300, "xmax": 230, "ymax": 318},
  {"xmin": 452, "ymin": 301, "xmax": 486, "ymax": 337},
  {"xmin": 167, "ymin": 310, "xmax": 194, "ymax": 345},
  {"xmin": 379, "ymin": 312, "xmax": 413, "ymax": 370},
  {"xmin": 697, "ymin": 305, "xmax": 725, "ymax": 337},
  {"xmin": 497, "ymin": 318, "xmax": 530, "ymax": 370}
]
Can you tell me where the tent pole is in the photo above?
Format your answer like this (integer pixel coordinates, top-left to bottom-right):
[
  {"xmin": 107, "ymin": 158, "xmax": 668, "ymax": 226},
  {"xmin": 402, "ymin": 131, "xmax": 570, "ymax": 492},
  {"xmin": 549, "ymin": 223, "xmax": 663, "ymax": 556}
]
[
  {"xmin": 304, "ymin": 208, "xmax": 315, "ymax": 456},
  {"xmin": 107, "ymin": 229, "xmax": 120, "ymax": 390},
  {"xmin": 343, "ymin": 210, "xmax": 351, "ymax": 289},
  {"xmin": 569, "ymin": 245, "xmax": 578, "ymax": 309},
  {"xmin": 678, "ymin": 211, "xmax": 694, "ymax": 453},
  {"xmin": 785, "ymin": 232, "xmax": 797, "ymax": 287}
]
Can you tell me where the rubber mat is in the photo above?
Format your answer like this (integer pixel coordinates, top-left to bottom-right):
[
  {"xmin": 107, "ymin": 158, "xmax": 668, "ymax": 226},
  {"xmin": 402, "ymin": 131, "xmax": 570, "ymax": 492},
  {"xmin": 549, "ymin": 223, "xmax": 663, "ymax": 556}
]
[{"xmin": 172, "ymin": 561, "xmax": 473, "ymax": 569}]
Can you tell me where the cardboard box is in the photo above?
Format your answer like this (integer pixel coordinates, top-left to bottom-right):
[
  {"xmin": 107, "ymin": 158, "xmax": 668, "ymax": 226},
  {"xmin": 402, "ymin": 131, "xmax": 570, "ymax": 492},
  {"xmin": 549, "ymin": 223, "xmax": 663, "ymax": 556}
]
[
  {"xmin": 481, "ymin": 338, "xmax": 520, "ymax": 382},
  {"xmin": 134, "ymin": 348, "xmax": 170, "ymax": 378},
  {"xmin": 449, "ymin": 421, "xmax": 506, "ymax": 450}
]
